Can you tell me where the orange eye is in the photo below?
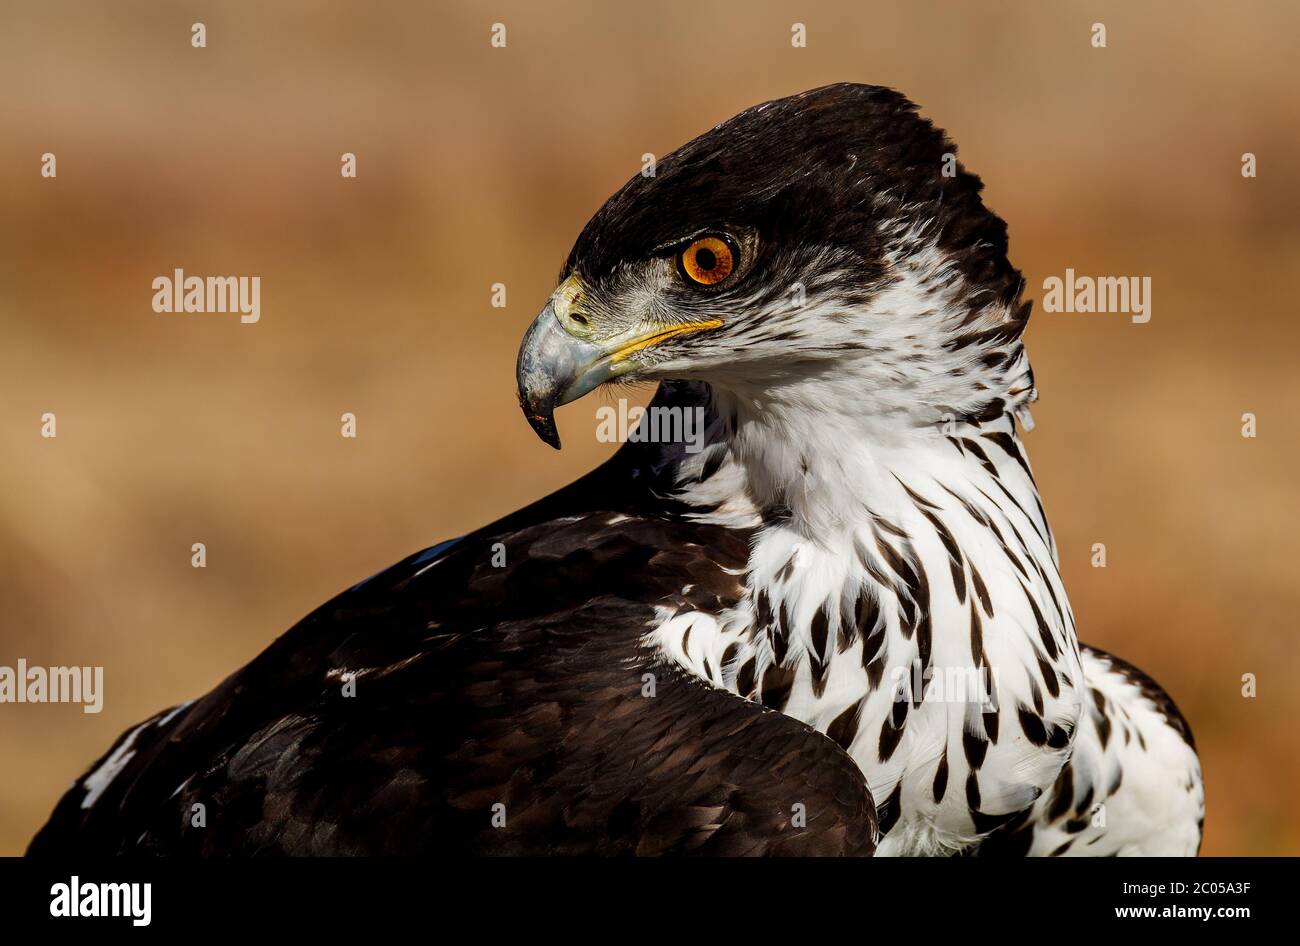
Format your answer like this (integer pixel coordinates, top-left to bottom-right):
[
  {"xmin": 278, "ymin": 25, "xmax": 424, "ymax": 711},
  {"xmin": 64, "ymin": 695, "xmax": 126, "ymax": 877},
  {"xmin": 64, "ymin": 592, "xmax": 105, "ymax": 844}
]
[{"xmin": 679, "ymin": 235, "xmax": 735, "ymax": 286}]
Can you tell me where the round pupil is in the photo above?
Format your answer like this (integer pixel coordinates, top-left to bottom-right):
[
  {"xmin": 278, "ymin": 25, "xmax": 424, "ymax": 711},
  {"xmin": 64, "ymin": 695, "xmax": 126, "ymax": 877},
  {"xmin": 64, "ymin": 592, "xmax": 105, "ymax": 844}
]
[{"xmin": 694, "ymin": 247, "xmax": 717, "ymax": 271}]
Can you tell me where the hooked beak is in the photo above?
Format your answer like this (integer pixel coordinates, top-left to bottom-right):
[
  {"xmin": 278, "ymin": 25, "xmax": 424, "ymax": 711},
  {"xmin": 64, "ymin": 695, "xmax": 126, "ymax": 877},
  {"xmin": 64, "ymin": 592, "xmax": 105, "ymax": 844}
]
[
  {"xmin": 516, "ymin": 301, "xmax": 609, "ymax": 450},
  {"xmin": 516, "ymin": 281, "xmax": 722, "ymax": 449}
]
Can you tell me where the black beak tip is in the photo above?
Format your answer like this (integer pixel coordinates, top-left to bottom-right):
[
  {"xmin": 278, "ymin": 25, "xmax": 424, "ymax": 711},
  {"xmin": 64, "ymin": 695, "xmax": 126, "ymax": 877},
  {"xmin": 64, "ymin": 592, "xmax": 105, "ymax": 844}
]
[{"xmin": 523, "ymin": 406, "xmax": 563, "ymax": 450}]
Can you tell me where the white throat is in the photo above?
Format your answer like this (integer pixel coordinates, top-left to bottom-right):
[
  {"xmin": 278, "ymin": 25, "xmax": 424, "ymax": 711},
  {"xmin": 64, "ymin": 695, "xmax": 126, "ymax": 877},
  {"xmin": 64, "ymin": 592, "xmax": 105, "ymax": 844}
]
[{"xmin": 653, "ymin": 389, "xmax": 1084, "ymax": 854}]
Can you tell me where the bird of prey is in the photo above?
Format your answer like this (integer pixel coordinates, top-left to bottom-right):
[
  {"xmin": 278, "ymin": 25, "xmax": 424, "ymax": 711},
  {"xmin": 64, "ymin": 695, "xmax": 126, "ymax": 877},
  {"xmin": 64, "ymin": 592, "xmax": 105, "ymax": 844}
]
[{"xmin": 30, "ymin": 84, "xmax": 1202, "ymax": 857}]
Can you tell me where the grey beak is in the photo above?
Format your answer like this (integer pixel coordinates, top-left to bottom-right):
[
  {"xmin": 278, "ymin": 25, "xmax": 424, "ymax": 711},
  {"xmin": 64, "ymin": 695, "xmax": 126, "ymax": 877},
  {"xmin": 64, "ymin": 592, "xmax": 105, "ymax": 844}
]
[{"xmin": 516, "ymin": 301, "xmax": 612, "ymax": 449}]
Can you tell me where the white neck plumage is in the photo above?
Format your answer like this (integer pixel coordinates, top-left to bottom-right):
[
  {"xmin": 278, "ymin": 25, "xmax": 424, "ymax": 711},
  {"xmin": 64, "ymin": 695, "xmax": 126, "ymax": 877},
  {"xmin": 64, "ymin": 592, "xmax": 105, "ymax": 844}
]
[{"xmin": 649, "ymin": 377, "xmax": 1084, "ymax": 850}]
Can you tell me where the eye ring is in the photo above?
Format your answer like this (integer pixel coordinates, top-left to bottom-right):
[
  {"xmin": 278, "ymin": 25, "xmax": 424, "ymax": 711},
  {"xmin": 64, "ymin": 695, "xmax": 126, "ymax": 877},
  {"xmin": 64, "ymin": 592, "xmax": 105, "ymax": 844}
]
[{"xmin": 678, "ymin": 234, "xmax": 737, "ymax": 287}]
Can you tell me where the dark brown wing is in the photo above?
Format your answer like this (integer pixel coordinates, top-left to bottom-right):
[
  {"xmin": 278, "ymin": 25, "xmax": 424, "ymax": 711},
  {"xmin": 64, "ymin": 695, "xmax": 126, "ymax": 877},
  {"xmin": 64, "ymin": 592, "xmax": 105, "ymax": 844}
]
[{"xmin": 29, "ymin": 452, "xmax": 876, "ymax": 856}]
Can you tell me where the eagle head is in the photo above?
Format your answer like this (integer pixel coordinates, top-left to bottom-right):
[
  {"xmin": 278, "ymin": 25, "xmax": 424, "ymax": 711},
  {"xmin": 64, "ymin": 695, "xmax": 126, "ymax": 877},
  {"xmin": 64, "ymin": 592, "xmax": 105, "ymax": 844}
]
[{"xmin": 518, "ymin": 83, "xmax": 1031, "ymax": 450}]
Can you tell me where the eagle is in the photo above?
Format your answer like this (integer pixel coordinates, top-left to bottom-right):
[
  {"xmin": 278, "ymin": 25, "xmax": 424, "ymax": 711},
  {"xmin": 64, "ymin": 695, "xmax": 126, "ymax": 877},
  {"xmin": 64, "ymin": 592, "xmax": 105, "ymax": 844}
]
[{"xmin": 29, "ymin": 84, "xmax": 1203, "ymax": 857}]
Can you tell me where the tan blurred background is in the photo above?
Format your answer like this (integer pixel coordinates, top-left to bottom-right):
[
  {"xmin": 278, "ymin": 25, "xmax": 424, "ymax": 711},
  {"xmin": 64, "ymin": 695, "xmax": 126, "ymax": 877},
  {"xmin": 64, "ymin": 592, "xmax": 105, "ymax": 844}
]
[{"xmin": 2, "ymin": 1, "xmax": 1297, "ymax": 855}]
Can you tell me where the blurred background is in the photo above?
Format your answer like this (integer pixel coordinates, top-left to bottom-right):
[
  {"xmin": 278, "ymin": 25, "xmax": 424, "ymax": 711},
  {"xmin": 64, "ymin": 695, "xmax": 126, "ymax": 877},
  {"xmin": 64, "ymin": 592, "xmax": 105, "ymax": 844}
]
[{"xmin": 1, "ymin": 0, "xmax": 1297, "ymax": 855}]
